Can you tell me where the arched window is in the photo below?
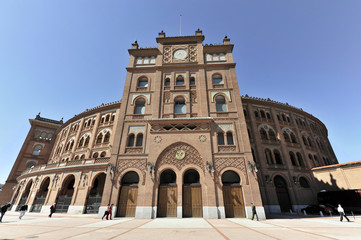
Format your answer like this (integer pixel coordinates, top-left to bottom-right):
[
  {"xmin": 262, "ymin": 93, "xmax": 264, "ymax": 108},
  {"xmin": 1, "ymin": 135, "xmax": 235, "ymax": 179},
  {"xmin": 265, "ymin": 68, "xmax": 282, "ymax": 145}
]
[
  {"xmin": 290, "ymin": 133, "xmax": 297, "ymax": 143},
  {"xmin": 302, "ymin": 136, "xmax": 308, "ymax": 145},
  {"xmin": 164, "ymin": 78, "xmax": 170, "ymax": 86},
  {"xmin": 84, "ymin": 136, "xmax": 90, "ymax": 147},
  {"xmin": 289, "ymin": 152, "xmax": 297, "ymax": 166},
  {"xmin": 260, "ymin": 110, "xmax": 266, "ymax": 118},
  {"xmin": 277, "ymin": 114, "xmax": 281, "ymax": 121},
  {"xmin": 96, "ymin": 133, "xmax": 103, "ymax": 144},
  {"xmin": 78, "ymin": 138, "xmax": 84, "ymax": 147},
  {"xmin": 26, "ymin": 162, "xmax": 36, "ymax": 169},
  {"xmin": 266, "ymin": 112, "xmax": 271, "ymax": 119},
  {"xmin": 80, "ymin": 154, "xmax": 85, "ymax": 159},
  {"xmin": 134, "ymin": 98, "xmax": 146, "ymax": 114},
  {"xmin": 260, "ymin": 128, "xmax": 268, "ymax": 140},
  {"xmin": 174, "ymin": 97, "xmax": 186, "ymax": 114},
  {"xmin": 217, "ymin": 132, "xmax": 225, "ymax": 145},
  {"xmin": 212, "ymin": 74, "xmax": 223, "ymax": 84},
  {"xmin": 282, "ymin": 114, "xmax": 286, "ymax": 121},
  {"xmin": 243, "ymin": 109, "xmax": 247, "ymax": 117},
  {"xmin": 287, "ymin": 116, "xmax": 290, "ymax": 122},
  {"xmin": 74, "ymin": 155, "xmax": 79, "ymax": 160},
  {"xmin": 296, "ymin": 152, "xmax": 304, "ymax": 167},
  {"xmin": 176, "ymin": 75, "xmax": 184, "ymax": 85},
  {"xmin": 138, "ymin": 77, "xmax": 148, "ymax": 87},
  {"xmin": 136, "ymin": 133, "xmax": 143, "ymax": 147},
  {"xmin": 32, "ymin": 145, "xmax": 42, "ymax": 156},
  {"xmin": 274, "ymin": 149, "xmax": 283, "ymax": 165},
  {"xmin": 128, "ymin": 134, "xmax": 135, "ymax": 147},
  {"xmin": 283, "ymin": 132, "xmax": 291, "ymax": 142},
  {"xmin": 104, "ymin": 132, "xmax": 110, "ymax": 143},
  {"xmin": 65, "ymin": 142, "xmax": 70, "ymax": 151},
  {"xmin": 105, "ymin": 115, "xmax": 110, "ymax": 122},
  {"xmin": 215, "ymin": 95, "xmax": 227, "ymax": 112},
  {"xmin": 226, "ymin": 132, "xmax": 234, "ymax": 145},
  {"xmin": 307, "ymin": 137, "xmax": 313, "ymax": 147},
  {"xmin": 309, "ymin": 154, "xmax": 314, "ymax": 167},
  {"xmin": 100, "ymin": 151, "xmax": 106, "ymax": 157},
  {"xmin": 268, "ymin": 129, "xmax": 276, "ymax": 141},
  {"xmin": 299, "ymin": 177, "xmax": 310, "ymax": 188},
  {"xmin": 93, "ymin": 152, "xmax": 99, "ymax": 158},
  {"xmin": 314, "ymin": 155, "xmax": 319, "ymax": 166},
  {"xmin": 190, "ymin": 75, "xmax": 195, "ymax": 85},
  {"xmin": 265, "ymin": 149, "xmax": 274, "ymax": 164},
  {"xmin": 254, "ymin": 111, "xmax": 259, "ymax": 118}
]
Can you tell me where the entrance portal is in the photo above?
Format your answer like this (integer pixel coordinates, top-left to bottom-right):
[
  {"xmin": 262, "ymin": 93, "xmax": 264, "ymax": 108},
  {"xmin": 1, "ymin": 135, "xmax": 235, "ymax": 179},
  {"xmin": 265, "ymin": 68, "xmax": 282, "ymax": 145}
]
[
  {"xmin": 16, "ymin": 180, "xmax": 33, "ymax": 211},
  {"xmin": 274, "ymin": 175, "xmax": 292, "ymax": 212},
  {"xmin": 117, "ymin": 171, "xmax": 139, "ymax": 217},
  {"xmin": 183, "ymin": 169, "xmax": 202, "ymax": 217},
  {"xmin": 57, "ymin": 175, "xmax": 75, "ymax": 213},
  {"xmin": 85, "ymin": 173, "xmax": 106, "ymax": 214},
  {"xmin": 222, "ymin": 170, "xmax": 245, "ymax": 218},
  {"xmin": 32, "ymin": 178, "xmax": 50, "ymax": 212},
  {"xmin": 157, "ymin": 170, "xmax": 177, "ymax": 217}
]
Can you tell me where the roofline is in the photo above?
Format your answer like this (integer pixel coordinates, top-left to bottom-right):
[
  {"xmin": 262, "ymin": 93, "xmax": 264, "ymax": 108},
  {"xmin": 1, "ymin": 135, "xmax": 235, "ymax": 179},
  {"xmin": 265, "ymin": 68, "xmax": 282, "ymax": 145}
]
[{"xmin": 312, "ymin": 160, "xmax": 361, "ymax": 171}]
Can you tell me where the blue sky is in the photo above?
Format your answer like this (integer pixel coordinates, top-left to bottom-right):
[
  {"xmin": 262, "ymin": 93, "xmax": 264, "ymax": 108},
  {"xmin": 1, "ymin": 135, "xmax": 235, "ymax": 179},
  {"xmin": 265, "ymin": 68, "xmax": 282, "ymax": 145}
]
[{"xmin": 1, "ymin": 0, "xmax": 361, "ymax": 184}]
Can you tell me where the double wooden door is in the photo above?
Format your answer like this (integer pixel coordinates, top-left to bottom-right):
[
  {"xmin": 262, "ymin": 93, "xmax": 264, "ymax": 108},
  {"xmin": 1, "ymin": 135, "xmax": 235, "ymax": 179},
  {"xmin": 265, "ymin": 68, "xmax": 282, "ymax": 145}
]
[
  {"xmin": 276, "ymin": 187, "xmax": 292, "ymax": 212},
  {"xmin": 157, "ymin": 185, "xmax": 177, "ymax": 217},
  {"xmin": 223, "ymin": 186, "xmax": 245, "ymax": 218},
  {"xmin": 183, "ymin": 185, "xmax": 202, "ymax": 217},
  {"xmin": 118, "ymin": 186, "xmax": 138, "ymax": 217}
]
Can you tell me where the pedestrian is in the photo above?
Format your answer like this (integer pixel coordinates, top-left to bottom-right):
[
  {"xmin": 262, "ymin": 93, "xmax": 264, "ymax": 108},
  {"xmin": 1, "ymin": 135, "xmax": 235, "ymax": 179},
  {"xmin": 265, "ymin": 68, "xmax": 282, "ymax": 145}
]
[
  {"xmin": 0, "ymin": 203, "xmax": 11, "ymax": 222},
  {"xmin": 102, "ymin": 204, "xmax": 110, "ymax": 220},
  {"xmin": 108, "ymin": 204, "xmax": 114, "ymax": 220},
  {"xmin": 337, "ymin": 204, "xmax": 350, "ymax": 222},
  {"xmin": 49, "ymin": 203, "xmax": 56, "ymax": 218},
  {"xmin": 251, "ymin": 203, "xmax": 259, "ymax": 221},
  {"xmin": 19, "ymin": 204, "xmax": 28, "ymax": 220}
]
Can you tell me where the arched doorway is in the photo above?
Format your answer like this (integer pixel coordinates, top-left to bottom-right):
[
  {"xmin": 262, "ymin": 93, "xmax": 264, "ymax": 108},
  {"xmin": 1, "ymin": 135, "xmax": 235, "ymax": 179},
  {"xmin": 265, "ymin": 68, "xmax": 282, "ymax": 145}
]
[
  {"xmin": 32, "ymin": 178, "xmax": 50, "ymax": 212},
  {"xmin": 85, "ymin": 173, "xmax": 106, "ymax": 214},
  {"xmin": 222, "ymin": 170, "xmax": 245, "ymax": 218},
  {"xmin": 57, "ymin": 175, "xmax": 75, "ymax": 213},
  {"xmin": 157, "ymin": 169, "xmax": 177, "ymax": 217},
  {"xmin": 117, "ymin": 171, "xmax": 139, "ymax": 217},
  {"xmin": 183, "ymin": 169, "xmax": 202, "ymax": 217},
  {"xmin": 274, "ymin": 175, "xmax": 292, "ymax": 212},
  {"xmin": 16, "ymin": 180, "xmax": 33, "ymax": 211}
]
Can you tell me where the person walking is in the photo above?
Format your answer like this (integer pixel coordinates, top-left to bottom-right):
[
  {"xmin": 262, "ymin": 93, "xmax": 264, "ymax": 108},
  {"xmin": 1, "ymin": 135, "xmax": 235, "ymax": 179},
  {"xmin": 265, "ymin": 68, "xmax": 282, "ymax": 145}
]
[
  {"xmin": 19, "ymin": 204, "xmax": 28, "ymax": 220},
  {"xmin": 102, "ymin": 204, "xmax": 110, "ymax": 220},
  {"xmin": 0, "ymin": 203, "xmax": 11, "ymax": 222},
  {"xmin": 108, "ymin": 204, "xmax": 114, "ymax": 220},
  {"xmin": 337, "ymin": 204, "xmax": 350, "ymax": 222},
  {"xmin": 49, "ymin": 203, "xmax": 56, "ymax": 218},
  {"xmin": 251, "ymin": 203, "xmax": 259, "ymax": 221}
]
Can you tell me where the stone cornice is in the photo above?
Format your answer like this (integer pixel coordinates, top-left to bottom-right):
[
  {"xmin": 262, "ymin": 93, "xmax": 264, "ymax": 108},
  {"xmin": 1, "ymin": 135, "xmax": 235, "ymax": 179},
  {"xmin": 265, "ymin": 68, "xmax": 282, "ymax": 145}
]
[{"xmin": 156, "ymin": 35, "xmax": 204, "ymax": 44}]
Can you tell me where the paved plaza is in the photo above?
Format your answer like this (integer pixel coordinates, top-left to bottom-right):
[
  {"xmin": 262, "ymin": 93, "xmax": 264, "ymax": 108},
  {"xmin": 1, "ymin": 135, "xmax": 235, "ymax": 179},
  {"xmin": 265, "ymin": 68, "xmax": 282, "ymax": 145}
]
[{"xmin": 1, "ymin": 212, "xmax": 361, "ymax": 240}]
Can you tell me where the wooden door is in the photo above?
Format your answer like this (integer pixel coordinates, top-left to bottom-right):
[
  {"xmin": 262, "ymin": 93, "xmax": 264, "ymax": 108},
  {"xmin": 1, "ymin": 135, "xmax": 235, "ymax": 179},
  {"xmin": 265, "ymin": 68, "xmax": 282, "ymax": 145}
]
[
  {"xmin": 276, "ymin": 187, "xmax": 292, "ymax": 212},
  {"xmin": 183, "ymin": 185, "xmax": 202, "ymax": 217},
  {"xmin": 157, "ymin": 185, "xmax": 177, "ymax": 217},
  {"xmin": 118, "ymin": 186, "xmax": 138, "ymax": 217},
  {"xmin": 223, "ymin": 186, "xmax": 245, "ymax": 218}
]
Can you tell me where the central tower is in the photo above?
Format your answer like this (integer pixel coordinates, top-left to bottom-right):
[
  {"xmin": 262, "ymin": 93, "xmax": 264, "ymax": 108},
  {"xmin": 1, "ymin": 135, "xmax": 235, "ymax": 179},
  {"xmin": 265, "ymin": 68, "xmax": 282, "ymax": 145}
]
[{"xmin": 102, "ymin": 29, "xmax": 265, "ymax": 219}]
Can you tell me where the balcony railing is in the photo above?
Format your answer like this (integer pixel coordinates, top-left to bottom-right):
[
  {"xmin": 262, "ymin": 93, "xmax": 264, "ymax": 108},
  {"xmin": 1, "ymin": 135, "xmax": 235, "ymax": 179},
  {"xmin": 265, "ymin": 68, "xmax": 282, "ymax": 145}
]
[{"xmin": 19, "ymin": 157, "xmax": 110, "ymax": 177}]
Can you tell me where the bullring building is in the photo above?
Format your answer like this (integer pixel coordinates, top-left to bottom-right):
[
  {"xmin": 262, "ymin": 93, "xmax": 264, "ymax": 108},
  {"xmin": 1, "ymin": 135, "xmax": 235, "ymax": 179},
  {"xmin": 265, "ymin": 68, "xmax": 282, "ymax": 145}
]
[{"xmin": 0, "ymin": 30, "xmax": 338, "ymax": 219}]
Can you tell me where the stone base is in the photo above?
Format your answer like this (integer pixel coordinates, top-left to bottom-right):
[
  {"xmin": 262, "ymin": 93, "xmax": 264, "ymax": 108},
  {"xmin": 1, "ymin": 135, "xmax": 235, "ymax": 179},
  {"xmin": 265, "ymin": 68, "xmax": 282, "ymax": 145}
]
[
  {"xmin": 245, "ymin": 206, "xmax": 266, "ymax": 220},
  {"xmin": 177, "ymin": 206, "xmax": 182, "ymax": 218},
  {"xmin": 10, "ymin": 205, "xmax": 17, "ymax": 212},
  {"xmin": 97, "ymin": 206, "xmax": 117, "ymax": 219},
  {"xmin": 67, "ymin": 205, "xmax": 85, "ymax": 214},
  {"xmin": 217, "ymin": 206, "xmax": 225, "ymax": 218},
  {"xmin": 202, "ymin": 206, "xmax": 219, "ymax": 219},
  {"xmin": 135, "ymin": 206, "xmax": 152, "ymax": 218},
  {"xmin": 264, "ymin": 205, "xmax": 281, "ymax": 213},
  {"xmin": 40, "ymin": 205, "xmax": 51, "ymax": 214}
]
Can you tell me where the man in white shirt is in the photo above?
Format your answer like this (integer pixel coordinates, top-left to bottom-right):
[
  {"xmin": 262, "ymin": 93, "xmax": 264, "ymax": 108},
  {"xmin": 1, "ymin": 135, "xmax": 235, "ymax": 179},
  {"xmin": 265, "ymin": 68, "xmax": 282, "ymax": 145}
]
[{"xmin": 337, "ymin": 204, "xmax": 350, "ymax": 222}]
